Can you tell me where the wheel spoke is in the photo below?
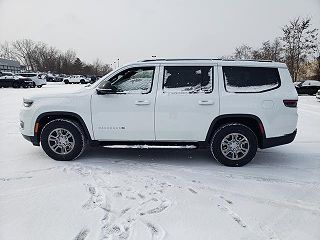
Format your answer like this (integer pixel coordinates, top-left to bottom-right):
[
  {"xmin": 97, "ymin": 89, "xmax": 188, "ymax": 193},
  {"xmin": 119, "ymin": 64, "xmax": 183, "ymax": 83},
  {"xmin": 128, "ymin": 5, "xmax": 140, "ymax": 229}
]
[
  {"xmin": 48, "ymin": 128, "xmax": 75, "ymax": 155},
  {"xmin": 220, "ymin": 133, "xmax": 250, "ymax": 161}
]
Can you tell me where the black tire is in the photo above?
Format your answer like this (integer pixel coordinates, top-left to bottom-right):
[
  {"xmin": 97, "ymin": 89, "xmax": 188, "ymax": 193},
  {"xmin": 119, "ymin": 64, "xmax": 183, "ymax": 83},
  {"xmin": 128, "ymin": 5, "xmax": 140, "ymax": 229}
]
[
  {"xmin": 22, "ymin": 83, "xmax": 28, "ymax": 88},
  {"xmin": 12, "ymin": 82, "xmax": 20, "ymax": 88},
  {"xmin": 210, "ymin": 123, "xmax": 257, "ymax": 167},
  {"xmin": 37, "ymin": 85, "xmax": 42, "ymax": 88},
  {"xmin": 31, "ymin": 82, "xmax": 36, "ymax": 88},
  {"xmin": 40, "ymin": 119, "xmax": 87, "ymax": 161},
  {"xmin": 80, "ymin": 79, "xmax": 85, "ymax": 84},
  {"xmin": 64, "ymin": 80, "xmax": 69, "ymax": 84}
]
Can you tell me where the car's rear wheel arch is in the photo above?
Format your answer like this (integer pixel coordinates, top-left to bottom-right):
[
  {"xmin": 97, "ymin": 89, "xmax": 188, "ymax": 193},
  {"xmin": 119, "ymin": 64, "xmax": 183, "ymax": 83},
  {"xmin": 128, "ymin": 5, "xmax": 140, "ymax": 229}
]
[
  {"xmin": 35, "ymin": 112, "xmax": 92, "ymax": 144},
  {"xmin": 206, "ymin": 114, "xmax": 265, "ymax": 148}
]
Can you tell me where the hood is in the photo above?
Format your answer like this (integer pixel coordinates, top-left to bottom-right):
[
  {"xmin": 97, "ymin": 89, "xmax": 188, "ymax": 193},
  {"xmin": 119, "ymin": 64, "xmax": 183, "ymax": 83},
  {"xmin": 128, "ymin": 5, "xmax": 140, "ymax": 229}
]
[{"xmin": 23, "ymin": 86, "xmax": 90, "ymax": 101}]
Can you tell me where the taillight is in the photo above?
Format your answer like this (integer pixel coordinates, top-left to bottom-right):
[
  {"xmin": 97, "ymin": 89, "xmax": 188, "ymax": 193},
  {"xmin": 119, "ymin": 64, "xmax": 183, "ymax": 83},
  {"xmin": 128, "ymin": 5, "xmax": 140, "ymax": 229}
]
[{"xmin": 283, "ymin": 99, "xmax": 298, "ymax": 108}]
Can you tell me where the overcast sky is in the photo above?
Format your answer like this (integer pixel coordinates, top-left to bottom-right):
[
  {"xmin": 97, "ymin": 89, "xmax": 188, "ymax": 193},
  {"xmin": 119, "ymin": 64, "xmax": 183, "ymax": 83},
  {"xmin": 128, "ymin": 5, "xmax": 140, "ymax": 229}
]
[{"xmin": 0, "ymin": 0, "xmax": 319, "ymax": 66}]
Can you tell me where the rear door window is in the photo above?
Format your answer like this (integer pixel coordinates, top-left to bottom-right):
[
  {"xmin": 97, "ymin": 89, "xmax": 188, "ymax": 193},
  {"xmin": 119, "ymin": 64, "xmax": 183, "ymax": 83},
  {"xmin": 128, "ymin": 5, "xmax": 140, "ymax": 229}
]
[
  {"xmin": 223, "ymin": 66, "xmax": 280, "ymax": 93},
  {"xmin": 163, "ymin": 66, "xmax": 213, "ymax": 94}
]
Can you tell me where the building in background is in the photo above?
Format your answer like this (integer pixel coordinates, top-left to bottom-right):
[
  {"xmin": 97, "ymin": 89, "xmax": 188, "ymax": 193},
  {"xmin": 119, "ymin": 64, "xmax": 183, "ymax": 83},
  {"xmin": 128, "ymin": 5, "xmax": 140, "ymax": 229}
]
[{"xmin": 0, "ymin": 58, "xmax": 21, "ymax": 73}]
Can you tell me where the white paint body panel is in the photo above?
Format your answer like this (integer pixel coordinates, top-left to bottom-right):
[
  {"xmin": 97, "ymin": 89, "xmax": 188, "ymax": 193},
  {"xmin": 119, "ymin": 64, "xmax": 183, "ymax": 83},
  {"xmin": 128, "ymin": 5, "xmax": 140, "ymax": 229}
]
[
  {"xmin": 20, "ymin": 88, "xmax": 94, "ymax": 138},
  {"xmin": 218, "ymin": 65, "xmax": 298, "ymax": 138}
]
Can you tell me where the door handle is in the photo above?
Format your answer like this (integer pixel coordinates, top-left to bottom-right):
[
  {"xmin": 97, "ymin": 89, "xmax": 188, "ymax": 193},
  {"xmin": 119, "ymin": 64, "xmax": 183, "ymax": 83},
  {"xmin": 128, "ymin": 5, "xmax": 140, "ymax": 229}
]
[
  {"xmin": 198, "ymin": 100, "xmax": 214, "ymax": 105},
  {"xmin": 135, "ymin": 100, "xmax": 150, "ymax": 105}
]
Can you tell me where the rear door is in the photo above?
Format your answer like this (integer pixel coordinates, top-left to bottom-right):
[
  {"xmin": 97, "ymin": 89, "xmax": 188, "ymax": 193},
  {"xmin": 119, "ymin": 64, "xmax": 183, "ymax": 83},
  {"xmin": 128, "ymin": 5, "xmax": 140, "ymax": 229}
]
[{"xmin": 155, "ymin": 64, "xmax": 219, "ymax": 141}]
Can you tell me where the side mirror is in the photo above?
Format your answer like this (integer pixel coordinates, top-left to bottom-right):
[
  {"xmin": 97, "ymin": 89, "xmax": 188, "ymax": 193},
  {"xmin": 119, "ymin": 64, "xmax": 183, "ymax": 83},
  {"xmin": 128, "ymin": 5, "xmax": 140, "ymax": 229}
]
[
  {"xmin": 96, "ymin": 81, "xmax": 117, "ymax": 95},
  {"xmin": 96, "ymin": 88, "xmax": 114, "ymax": 95}
]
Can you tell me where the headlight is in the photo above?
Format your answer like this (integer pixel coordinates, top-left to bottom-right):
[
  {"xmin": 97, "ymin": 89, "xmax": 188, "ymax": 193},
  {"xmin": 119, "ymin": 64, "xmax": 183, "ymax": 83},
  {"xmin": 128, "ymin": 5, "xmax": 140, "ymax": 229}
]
[{"xmin": 23, "ymin": 99, "xmax": 33, "ymax": 107}]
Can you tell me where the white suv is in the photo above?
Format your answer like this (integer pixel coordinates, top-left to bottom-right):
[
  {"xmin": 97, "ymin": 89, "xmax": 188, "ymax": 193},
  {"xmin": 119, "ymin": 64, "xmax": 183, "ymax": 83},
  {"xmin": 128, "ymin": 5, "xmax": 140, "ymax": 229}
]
[
  {"xmin": 20, "ymin": 59, "xmax": 298, "ymax": 167},
  {"xmin": 63, "ymin": 75, "xmax": 90, "ymax": 84}
]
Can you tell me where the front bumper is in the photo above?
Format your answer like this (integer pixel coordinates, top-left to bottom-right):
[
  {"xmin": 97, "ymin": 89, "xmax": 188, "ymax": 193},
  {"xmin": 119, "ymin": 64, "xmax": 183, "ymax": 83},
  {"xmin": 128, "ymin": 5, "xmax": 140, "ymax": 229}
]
[{"xmin": 261, "ymin": 129, "xmax": 297, "ymax": 149}]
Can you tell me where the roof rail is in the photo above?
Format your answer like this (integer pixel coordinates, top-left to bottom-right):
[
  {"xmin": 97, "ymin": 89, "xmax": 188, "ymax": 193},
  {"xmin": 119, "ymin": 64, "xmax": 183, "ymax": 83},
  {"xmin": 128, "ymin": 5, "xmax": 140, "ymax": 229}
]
[
  {"xmin": 139, "ymin": 58, "xmax": 274, "ymax": 63},
  {"xmin": 222, "ymin": 58, "xmax": 274, "ymax": 62},
  {"xmin": 139, "ymin": 58, "xmax": 223, "ymax": 62}
]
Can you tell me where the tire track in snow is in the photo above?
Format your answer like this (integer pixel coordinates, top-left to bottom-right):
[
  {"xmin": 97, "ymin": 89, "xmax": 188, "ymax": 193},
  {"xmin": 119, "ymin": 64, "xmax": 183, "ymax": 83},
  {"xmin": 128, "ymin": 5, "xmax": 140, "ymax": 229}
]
[
  {"xmin": 217, "ymin": 204, "xmax": 247, "ymax": 228},
  {"xmin": 73, "ymin": 228, "xmax": 89, "ymax": 240}
]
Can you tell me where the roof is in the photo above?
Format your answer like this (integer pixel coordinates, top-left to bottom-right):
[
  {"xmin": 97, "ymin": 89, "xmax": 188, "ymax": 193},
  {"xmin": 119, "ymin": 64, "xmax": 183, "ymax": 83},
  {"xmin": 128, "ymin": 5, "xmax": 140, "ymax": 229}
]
[
  {"xmin": 135, "ymin": 58, "xmax": 287, "ymax": 68},
  {"xmin": 0, "ymin": 58, "xmax": 20, "ymax": 67}
]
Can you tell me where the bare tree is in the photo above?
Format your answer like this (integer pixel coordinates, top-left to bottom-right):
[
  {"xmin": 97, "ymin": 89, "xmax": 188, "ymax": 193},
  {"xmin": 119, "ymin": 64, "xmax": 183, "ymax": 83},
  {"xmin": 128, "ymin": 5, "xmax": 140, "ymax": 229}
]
[
  {"xmin": 252, "ymin": 38, "xmax": 283, "ymax": 61},
  {"xmin": 99, "ymin": 64, "xmax": 112, "ymax": 75},
  {"xmin": 0, "ymin": 41, "xmax": 16, "ymax": 60},
  {"xmin": 281, "ymin": 17, "xmax": 318, "ymax": 81},
  {"xmin": 11, "ymin": 39, "xmax": 37, "ymax": 71},
  {"xmin": 1, "ymin": 39, "xmax": 112, "ymax": 75},
  {"xmin": 314, "ymin": 42, "xmax": 320, "ymax": 79},
  {"xmin": 233, "ymin": 44, "xmax": 252, "ymax": 59}
]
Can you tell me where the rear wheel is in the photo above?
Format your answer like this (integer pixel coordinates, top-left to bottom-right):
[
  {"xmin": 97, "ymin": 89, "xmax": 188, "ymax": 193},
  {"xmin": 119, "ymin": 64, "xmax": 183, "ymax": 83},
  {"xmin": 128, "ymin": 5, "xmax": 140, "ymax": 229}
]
[
  {"xmin": 37, "ymin": 85, "xmax": 43, "ymax": 88},
  {"xmin": 64, "ymin": 80, "xmax": 69, "ymax": 84},
  {"xmin": 210, "ymin": 123, "xmax": 257, "ymax": 167},
  {"xmin": 31, "ymin": 82, "xmax": 36, "ymax": 88},
  {"xmin": 80, "ymin": 79, "xmax": 85, "ymax": 84},
  {"xmin": 40, "ymin": 119, "xmax": 87, "ymax": 161}
]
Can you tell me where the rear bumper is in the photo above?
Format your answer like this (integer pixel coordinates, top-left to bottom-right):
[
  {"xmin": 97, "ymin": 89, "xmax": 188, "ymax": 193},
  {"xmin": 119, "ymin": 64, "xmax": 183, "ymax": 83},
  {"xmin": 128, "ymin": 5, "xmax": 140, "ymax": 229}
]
[
  {"xmin": 22, "ymin": 134, "xmax": 40, "ymax": 146},
  {"xmin": 261, "ymin": 129, "xmax": 297, "ymax": 149}
]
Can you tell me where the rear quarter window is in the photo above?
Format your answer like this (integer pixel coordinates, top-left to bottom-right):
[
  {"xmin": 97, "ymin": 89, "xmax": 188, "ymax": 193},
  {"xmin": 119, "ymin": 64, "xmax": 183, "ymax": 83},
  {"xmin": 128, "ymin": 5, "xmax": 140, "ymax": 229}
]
[{"xmin": 223, "ymin": 66, "xmax": 280, "ymax": 93}]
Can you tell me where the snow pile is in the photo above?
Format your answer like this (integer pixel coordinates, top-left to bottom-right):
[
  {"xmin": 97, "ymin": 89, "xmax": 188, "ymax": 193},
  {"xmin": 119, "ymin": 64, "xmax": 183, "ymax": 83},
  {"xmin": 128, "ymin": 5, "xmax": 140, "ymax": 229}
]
[{"xmin": 0, "ymin": 85, "xmax": 319, "ymax": 240}]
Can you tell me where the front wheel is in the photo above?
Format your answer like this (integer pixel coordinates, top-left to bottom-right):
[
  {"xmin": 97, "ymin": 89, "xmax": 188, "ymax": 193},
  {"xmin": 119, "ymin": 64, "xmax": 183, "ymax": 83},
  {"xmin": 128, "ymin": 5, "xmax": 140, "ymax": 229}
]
[
  {"xmin": 40, "ymin": 119, "xmax": 87, "ymax": 161},
  {"xmin": 210, "ymin": 123, "xmax": 257, "ymax": 167}
]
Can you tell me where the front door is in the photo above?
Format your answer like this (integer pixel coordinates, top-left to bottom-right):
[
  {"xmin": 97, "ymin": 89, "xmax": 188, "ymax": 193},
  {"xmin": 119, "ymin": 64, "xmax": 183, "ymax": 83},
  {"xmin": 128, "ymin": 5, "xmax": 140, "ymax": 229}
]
[
  {"xmin": 91, "ymin": 65, "xmax": 159, "ymax": 141},
  {"xmin": 155, "ymin": 64, "xmax": 219, "ymax": 141}
]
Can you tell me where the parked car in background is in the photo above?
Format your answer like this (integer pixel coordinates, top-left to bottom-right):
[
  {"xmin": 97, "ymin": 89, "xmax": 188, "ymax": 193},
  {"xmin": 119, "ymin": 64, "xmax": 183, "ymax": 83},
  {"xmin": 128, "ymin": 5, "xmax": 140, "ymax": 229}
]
[
  {"xmin": 45, "ymin": 74, "xmax": 55, "ymax": 82},
  {"xmin": 63, "ymin": 75, "xmax": 90, "ymax": 84},
  {"xmin": 295, "ymin": 80, "xmax": 320, "ymax": 95},
  {"xmin": 18, "ymin": 73, "xmax": 47, "ymax": 88},
  {"xmin": 0, "ymin": 72, "xmax": 33, "ymax": 88},
  {"xmin": 87, "ymin": 75, "xmax": 101, "ymax": 83},
  {"xmin": 54, "ymin": 75, "xmax": 64, "ymax": 82},
  {"xmin": 316, "ymin": 90, "xmax": 320, "ymax": 100}
]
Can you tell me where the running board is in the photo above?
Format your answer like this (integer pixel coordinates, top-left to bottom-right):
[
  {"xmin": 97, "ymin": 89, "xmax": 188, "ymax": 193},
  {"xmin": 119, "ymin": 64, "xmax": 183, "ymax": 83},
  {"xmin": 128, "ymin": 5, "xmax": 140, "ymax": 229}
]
[{"xmin": 102, "ymin": 144, "xmax": 197, "ymax": 149}]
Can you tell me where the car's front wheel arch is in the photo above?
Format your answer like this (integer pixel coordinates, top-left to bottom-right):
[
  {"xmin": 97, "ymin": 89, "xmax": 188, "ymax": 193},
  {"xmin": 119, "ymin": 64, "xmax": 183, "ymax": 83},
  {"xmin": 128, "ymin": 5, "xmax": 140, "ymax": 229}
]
[{"xmin": 35, "ymin": 112, "xmax": 92, "ymax": 145}]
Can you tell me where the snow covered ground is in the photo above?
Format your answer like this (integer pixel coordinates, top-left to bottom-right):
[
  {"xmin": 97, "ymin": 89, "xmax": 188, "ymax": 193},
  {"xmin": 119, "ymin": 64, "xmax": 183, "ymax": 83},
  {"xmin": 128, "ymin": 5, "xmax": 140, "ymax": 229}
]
[{"xmin": 0, "ymin": 84, "xmax": 319, "ymax": 240}]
